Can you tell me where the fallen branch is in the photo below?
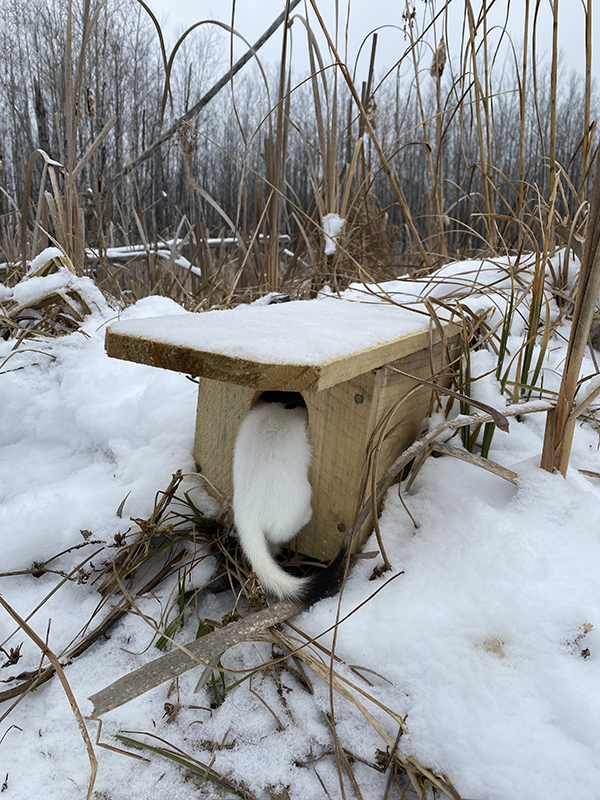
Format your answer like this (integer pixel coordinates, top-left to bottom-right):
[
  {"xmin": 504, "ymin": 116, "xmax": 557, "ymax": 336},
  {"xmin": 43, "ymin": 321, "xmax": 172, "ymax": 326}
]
[
  {"xmin": 430, "ymin": 441, "xmax": 519, "ymax": 485},
  {"xmin": 88, "ymin": 599, "xmax": 305, "ymax": 717},
  {"xmin": 354, "ymin": 399, "xmax": 553, "ymax": 534}
]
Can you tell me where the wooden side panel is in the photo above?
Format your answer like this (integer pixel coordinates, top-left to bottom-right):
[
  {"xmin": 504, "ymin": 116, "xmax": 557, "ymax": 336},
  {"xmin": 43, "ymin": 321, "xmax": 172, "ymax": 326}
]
[
  {"xmin": 193, "ymin": 377, "xmax": 256, "ymax": 502},
  {"xmin": 297, "ymin": 372, "xmax": 378, "ymax": 561},
  {"xmin": 295, "ymin": 334, "xmax": 459, "ymax": 560},
  {"xmin": 372, "ymin": 346, "xmax": 444, "ymax": 483}
]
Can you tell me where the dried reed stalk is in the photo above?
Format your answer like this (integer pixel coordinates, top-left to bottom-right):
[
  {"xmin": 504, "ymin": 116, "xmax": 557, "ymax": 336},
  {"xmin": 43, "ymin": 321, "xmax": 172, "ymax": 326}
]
[
  {"xmin": 541, "ymin": 158, "xmax": 600, "ymax": 476},
  {"xmin": 518, "ymin": 0, "xmax": 531, "ymax": 248},
  {"xmin": 272, "ymin": 630, "xmax": 461, "ymax": 799},
  {"xmin": 356, "ymin": 398, "xmax": 553, "ymax": 535},
  {"xmin": 580, "ymin": 0, "xmax": 593, "ymax": 204},
  {"xmin": 548, "ymin": 0, "xmax": 559, "ymax": 253},
  {"xmin": 405, "ymin": 10, "xmax": 445, "ymax": 259},
  {"xmin": 266, "ymin": 0, "xmax": 293, "ymax": 290},
  {"xmin": 307, "ymin": 0, "xmax": 431, "ymax": 269},
  {"xmin": 127, "ymin": 0, "xmax": 302, "ymax": 172},
  {"xmin": 0, "ymin": 595, "xmax": 98, "ymax": 799},
  {"xmin": 465, "ymin": 0, "xmax": 496, "ymax": 251}
]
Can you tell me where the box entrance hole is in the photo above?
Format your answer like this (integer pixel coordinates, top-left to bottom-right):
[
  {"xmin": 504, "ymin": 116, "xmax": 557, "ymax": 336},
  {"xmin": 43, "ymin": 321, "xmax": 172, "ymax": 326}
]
[{"xmin": 256, "ymin": 390, "xmax": 307, "ymax": 410}]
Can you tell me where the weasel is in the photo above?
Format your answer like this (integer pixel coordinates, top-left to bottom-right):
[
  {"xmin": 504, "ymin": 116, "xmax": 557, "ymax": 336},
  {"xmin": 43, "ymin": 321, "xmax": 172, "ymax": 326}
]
[{"xmin": 232, "ymin": 394, "xmax": 345, "ymax": 603}]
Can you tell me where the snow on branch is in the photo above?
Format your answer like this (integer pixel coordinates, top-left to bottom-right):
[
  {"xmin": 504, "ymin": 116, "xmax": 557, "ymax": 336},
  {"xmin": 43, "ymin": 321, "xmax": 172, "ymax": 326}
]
[{"xmin": 322, "ymin": 213, "xmax": 345, "ymax": 255}]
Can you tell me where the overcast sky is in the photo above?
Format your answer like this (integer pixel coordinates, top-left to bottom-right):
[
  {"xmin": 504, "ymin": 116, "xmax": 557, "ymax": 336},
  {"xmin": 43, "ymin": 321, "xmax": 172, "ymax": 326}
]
[{"xmin": 143, "ymin": 0, "xmax": 598, "ymax": 85}]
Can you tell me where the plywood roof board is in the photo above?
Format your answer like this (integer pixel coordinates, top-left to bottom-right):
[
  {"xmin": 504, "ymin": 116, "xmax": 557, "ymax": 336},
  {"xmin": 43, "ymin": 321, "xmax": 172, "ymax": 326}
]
[{"xmin": 106, "ymin": 298, "xmax": 449, "ymax": 391}]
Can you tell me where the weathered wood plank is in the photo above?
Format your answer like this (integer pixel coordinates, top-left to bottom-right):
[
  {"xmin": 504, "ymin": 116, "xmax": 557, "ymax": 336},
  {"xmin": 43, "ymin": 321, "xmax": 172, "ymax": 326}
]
[
  {"xmin": 300, "ymin": 371, "xmax": 378, "ymax": 559},
  {"xmin": 105, "ymin": 320, "xmax": 457, "ymax": 392},
  {"xmin": 105, "ymin": 330, "xmax": 322, "ymax": 390},
  {"xmin": 88, "ymin": 600, "xmax": 303, "ymax": 718},
  {"xmin": 193, "ymin": 378, "xmax": 256, "ymax": 496}
]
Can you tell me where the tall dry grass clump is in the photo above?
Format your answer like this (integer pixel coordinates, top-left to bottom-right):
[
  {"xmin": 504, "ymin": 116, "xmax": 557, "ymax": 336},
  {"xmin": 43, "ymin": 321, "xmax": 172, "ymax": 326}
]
[{"xmin": 0, "ymin": 0, "xmax": 594, "ymax": 307}]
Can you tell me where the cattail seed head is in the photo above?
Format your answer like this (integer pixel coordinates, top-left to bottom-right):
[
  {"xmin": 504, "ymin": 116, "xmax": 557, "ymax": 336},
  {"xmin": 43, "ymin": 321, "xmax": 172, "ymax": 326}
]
[
  {"xmin": 430, "ymin": 38, "xmax": 447, "ymax": 80},
  {"xmin": 86, "ymin": 87, "xmax": 95, "ymax": 119},
  {"xmin": 365, "ymin": 94, "xmax": 377, "ymax": 130}
]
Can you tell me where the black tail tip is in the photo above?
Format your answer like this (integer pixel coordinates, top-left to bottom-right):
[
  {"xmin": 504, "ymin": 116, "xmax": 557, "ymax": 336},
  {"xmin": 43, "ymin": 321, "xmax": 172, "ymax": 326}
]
[{"xmin": 300, "ymin": 544, "xmax": 348, "ymax": 605}]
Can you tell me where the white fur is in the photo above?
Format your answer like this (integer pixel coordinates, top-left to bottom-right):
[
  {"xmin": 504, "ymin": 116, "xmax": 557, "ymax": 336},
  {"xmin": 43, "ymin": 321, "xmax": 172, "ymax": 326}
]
[{"xmin": 232, "ymin": 401, "xmax": 312, "ymax": 600}]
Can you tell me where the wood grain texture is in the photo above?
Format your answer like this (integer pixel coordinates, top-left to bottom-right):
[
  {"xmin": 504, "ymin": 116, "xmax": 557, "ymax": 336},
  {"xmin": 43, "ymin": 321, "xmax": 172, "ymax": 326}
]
[
  {"xmin": 105, "ymin": 323, "xmax": 457, "ymax": 392},
  {"xmin": 300, "ymin": 372, "xmax": 378, "ymax": 559},
  {"xmin": 193, "ymin": 334, "xmax": 459, "ymax": 561},
  {"xmin": 193, "ymin": 377, "xmax": 256, "ymax": 500},
  {"xmin": 88, "ymin": 600, "xmax": 303, "ymax": 717},
  {"xmin": 297, "ymin": 336, "xmax": 457, "ymax": 559}
]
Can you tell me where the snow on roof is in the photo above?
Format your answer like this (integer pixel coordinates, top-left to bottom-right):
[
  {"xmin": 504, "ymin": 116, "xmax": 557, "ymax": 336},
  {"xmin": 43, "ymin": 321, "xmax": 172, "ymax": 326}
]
[{"xmin": 107, "ymin": 297, "xmax": 431, "ymax": 366}]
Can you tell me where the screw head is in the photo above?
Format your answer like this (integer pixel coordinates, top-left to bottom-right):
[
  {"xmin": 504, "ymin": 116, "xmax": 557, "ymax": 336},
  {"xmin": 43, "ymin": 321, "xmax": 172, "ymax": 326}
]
[
  {"xmin": 337, "ymin": 523, "xmax": 346, "ymax": 532},
  {"xmin": 354, "ymin": 394, "xmax": 364, "ymax": 404}
]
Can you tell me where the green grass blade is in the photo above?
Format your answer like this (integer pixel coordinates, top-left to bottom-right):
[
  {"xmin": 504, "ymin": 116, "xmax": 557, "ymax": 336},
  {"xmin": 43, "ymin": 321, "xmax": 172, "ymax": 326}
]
[
  {"xmin": 115, "ymin": 734, "xmax": 252, "ymax": 796},
  {"xmin": 480, "ymin": 421, "xmax": 496, "ymax": 459}
]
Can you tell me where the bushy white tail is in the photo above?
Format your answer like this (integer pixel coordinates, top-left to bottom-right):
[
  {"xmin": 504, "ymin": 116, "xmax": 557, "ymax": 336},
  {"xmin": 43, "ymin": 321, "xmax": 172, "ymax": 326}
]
[
  {"xmin": 237, "ymin": 518, "xmax": 310, "ymax": 601},
  {"xmin": 232, "ymin": 398, "xmax": 346, "ymax": 603}
]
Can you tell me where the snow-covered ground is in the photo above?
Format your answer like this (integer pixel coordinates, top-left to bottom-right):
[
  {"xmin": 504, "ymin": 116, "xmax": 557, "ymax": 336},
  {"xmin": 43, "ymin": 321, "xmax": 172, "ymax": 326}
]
[{"xmin": 1, "ymin": 255, "xmax": 599, "ymax": 799}]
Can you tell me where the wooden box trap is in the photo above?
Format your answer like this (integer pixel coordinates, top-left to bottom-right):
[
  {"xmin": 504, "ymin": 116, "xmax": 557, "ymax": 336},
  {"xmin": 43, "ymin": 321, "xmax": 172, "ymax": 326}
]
[{"xmin": 105, "ymin": 299, "xmax": 458, "ymax": 561}]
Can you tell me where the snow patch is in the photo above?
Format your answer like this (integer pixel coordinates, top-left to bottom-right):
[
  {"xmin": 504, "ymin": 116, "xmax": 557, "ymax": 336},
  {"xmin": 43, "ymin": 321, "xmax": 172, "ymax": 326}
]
[{"xmin": 322, "ymin": 212, "xmax": 345, "ymax": 255}]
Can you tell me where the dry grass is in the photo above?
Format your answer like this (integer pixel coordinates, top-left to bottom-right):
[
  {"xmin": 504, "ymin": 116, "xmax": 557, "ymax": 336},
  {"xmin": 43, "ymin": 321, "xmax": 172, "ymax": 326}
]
[{"xmin": 2, "ymin": 0, "xmax": 596, "ymax": 303}]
